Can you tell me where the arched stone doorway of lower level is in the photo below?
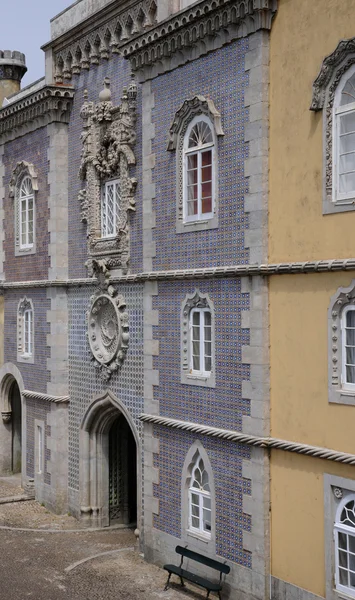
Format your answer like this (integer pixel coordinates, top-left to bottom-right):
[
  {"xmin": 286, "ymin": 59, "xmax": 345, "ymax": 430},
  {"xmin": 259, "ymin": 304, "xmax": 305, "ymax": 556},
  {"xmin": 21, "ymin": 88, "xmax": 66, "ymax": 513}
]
[
  {"xmin": 0, "ymin": 364, "xmax": 25, "ymax": 481},
  {"xmin": 80, "ymin": 391, "xmax": 140, "ymax": 529}
]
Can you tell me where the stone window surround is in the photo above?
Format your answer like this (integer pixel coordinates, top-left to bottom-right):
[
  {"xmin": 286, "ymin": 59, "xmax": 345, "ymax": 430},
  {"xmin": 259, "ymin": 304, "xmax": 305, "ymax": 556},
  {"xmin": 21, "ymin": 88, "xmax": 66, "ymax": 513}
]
[
  {"xmin": 34, "ymin": 419, "xmax": 45, "ymax": 476},
  {"xmin": 181, "ymin": 441, "xmax": 216, "ymax": 549},
  {"xmin": 181, "ymin": 289, "xmax": 216, "ymax": 388},
  {"xmin": 310, "ymin": 40, "xmax": 355, "ymax": 214},
  {"xmin": 168, "ymin": 96, "xmax": 224, "ymax": 234},
  {"xmin": 9, "ymin": 161, "xmax": 38, "ymax": 257},
  {"xmin": 324, "ymin": 474, "xmax": 355, "ymax": 600},
  {"xmin": 328, "ymin": 280, "xmax": 355, "ymax": 406},
  {"xmin": 17, "ymin": 297, "xmax": 34, "ymax": 364}
]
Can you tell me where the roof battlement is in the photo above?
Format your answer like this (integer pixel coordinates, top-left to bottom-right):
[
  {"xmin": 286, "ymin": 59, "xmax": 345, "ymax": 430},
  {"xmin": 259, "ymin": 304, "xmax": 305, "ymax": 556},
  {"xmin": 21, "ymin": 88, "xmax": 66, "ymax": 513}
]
[{"xmin": 0, "ymin": 50, "xmax": 26, "ymax": 70}]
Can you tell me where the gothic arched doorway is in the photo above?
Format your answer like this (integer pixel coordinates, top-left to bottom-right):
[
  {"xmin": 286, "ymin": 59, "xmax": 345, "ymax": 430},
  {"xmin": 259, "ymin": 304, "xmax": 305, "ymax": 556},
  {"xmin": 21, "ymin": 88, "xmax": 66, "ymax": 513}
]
[
  {"xmin": 80, "ymin": 391, "xmax": 139, "ymax": 529},
  {"xmin": 109, "ymin": 415, "xmax": 137, "ymax": 525},
  {"xmin": 10, "ymin": 381, "xmax": 22, "ymax": 474}
]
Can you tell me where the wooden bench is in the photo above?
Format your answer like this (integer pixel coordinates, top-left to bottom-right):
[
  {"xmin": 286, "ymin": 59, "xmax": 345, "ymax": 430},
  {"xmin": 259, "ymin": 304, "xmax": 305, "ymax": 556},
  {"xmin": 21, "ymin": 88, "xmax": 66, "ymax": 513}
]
[{"xmin": 163, "ymin": 545, "xmax": 230, "ymax": 599}]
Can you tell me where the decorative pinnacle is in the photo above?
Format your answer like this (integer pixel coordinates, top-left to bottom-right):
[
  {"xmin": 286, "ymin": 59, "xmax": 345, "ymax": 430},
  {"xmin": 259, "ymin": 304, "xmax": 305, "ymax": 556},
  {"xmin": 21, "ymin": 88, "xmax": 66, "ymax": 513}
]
[{"xmin": 99, "ymin": 77, "xmax": 111, "ymax": 102}]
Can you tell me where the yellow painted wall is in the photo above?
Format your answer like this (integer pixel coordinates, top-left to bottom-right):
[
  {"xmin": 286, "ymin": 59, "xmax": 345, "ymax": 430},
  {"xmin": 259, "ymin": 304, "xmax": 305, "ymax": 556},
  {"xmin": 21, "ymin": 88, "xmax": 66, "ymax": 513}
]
[
  {"xmin": 270, "ymin": 272, "xmax": 355, "ymax": 453},
  {"xmin": 269, "ymin": 0, "xmax": 355, "ymax": 263},
  {"xmin": 271, "ymin": 451, "xmax": 355, "ymax": 598}
]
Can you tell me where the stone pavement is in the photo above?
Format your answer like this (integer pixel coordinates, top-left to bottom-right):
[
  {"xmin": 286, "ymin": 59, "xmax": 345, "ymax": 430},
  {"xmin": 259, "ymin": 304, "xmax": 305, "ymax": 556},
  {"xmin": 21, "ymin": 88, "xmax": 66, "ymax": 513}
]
[{"xmin": 0, "ymin": 475, "xmax": 208, "ymax": 599}]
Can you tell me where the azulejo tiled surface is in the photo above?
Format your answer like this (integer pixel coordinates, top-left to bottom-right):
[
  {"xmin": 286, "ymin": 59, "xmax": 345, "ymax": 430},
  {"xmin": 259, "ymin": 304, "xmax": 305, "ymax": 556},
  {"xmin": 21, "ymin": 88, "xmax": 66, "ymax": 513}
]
[
  {"xmin": 151, "ymin": 38, "xmax": 249, "ymax": 271},
  {"xmin": 153, "ymin": 426, "xmax": 252, "ymax": 567}
]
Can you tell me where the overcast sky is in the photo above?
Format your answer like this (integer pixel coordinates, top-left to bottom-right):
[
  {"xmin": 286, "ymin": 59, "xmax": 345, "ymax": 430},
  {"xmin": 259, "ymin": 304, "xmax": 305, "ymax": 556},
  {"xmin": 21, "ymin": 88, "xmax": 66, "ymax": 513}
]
[{"xmin": 1, "ymin": 1, "xmax": 73, "ymax": 86}]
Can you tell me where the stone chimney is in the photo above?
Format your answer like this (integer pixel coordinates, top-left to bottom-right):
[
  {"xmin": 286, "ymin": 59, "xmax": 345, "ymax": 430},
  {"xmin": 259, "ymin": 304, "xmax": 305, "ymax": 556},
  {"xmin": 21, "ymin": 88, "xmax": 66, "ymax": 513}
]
[{"xmin": 0, "ymin": 51, "xmax": 27, "ymax": 107}]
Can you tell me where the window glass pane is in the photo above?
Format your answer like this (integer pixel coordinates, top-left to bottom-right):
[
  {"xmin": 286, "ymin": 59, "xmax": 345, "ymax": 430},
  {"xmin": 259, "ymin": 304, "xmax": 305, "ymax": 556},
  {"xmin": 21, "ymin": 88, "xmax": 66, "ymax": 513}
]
[
  {"xmin": 350, "ymin": 572, "xmax": 355, "ymax": 589},
  {"xmin": 191, "ymin": 516, "xmax": 199, "ymax": 528},
  {"xmin": 340, "ymin": 111, "xmax": 355, "ymax": 133},
  {"xmin": 205, "ymin": 356, "xmax": 212, "ymax": 372},
  {"xmin": 346, "ymin": 365, "xmax": 355, "ymax": 384},
  {"xmin": 203, "ymin": 496, "xmax": 211, "ymax": 510},
  {"xmin": 339, "ymin": 152, "xmax": 355, "ymax": 174},
  {"xmin": 339, "ymin": 172, "xmax": 355, "ymax": 194},
  {"xmin": 341, "ymin": 75, "xmax": 355, "ymax": 106},
  {"xmin": 339, "ymin": 131, "xmax": 355, "ymax": 154},
  {"xmin": 347, "ymin": 311, "xmax": 355, "ymax": 327},
  {"xmin": 192, "ymin": 354, "xmax": 200, "ymax": 371},
  {"xmin": 339, "ymin": 568, "xmax": 349, "ymax": 586},
  {"xmin": 203, "ymin": 509, "xmax": 211, "ymax": 532},
  {"xmin": 204, "ymin": 325, "xmax": 212, "ymax": 342},
  {"xmin": 349, "ymin": 536, "xmax": 355, "ymax": 554},
  {"xmin": 340, "ymin": 532, "xmax": 348, "ymax": 550},
  {"xmin": 192, "ymin": 312, "xmax": 200, "ymax": 326},
  {"xmin": 350, "ymin": 552, "xmax": 355, "ymax": 571},
  {"xmin": 202, "ymin": 164, "xmax": 212, "ymax": 183},
  {"xmin": 202, "ymin": 197, "xmax": 212, "ymax": 214},
  {"xmin": 339, "ymin": 550, "xmax": 348, "ymax": 568},
  {"xmin": 346, "ymin": 328, "xmax": 355, "ymax": 346},
  {"xmin": 202, "ymin": 149, "xmax": 212, "ymax": 167}
]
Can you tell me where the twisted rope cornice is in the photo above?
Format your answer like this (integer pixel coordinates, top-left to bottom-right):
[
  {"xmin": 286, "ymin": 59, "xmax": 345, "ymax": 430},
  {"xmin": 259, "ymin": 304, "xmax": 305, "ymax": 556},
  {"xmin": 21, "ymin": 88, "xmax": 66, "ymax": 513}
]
[
  {"xmin": 22, "ymin": 390, "xmax": 69, "ymax": 404},
  {"xmin": 140, "ymin": 414, "xmax": 355, "ymax": 466},
  {"xmin": 1, "ymin": 258, "xmax": 355, "ymax": 290}
]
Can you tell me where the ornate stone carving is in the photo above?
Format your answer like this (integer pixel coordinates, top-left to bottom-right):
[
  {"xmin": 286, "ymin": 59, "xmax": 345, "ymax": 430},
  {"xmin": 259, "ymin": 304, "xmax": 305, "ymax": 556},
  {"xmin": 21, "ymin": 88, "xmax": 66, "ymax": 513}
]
[
  {"xmin": 0, "ymin": 84, "xmax": 74, "ymax": 143},
  {"xmin": 167, "ymin": 96, "xmax": 224, "ymax": 151},
  {"xmin": 50, "ymin": 0, "xmax": 157, "ymax": 82},
  {"xmin": 311, "ymin": 38, "xmax": 355, "ymax": 111},
  {"xmin": 79, "ymin": 76, "xmax": 137, "ymax": 272},
  {"xmin": 333, "ymin": 487, "xmax": 343, "ymax": 500},
  {"xmin": 87, "ymin": 282, "xmax": 129, "ymax": 382},
  {"xmin": 1, "ymin": 412, "xmax": 11, "ymax": 424},
  {"xmin": 121, "ymin": 0, "xmax": 277, "ymax": 73},
  {"xmin": 9, "ymin": 161, "xmax": 38, "ymax": 198}
]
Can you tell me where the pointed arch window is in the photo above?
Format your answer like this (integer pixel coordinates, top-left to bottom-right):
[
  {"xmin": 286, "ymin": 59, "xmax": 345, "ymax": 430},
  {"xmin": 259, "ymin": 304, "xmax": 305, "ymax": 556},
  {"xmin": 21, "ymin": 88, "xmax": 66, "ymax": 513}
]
[
  {"xmin": 188, "ymin": 455, "xmax": 212, "ymax": 537},
  {"xmin": 19, "ymin": 176, "xmax": 34, "ymax": 249},
  {"xmin": 183, "ymin": 116, "xmax": 215, "ymax": 223},
  {"xmin": 17, "ymin": 298, "xmax": 34, "ymax": 363},
  {"xmin": 334, "ymin": 65, "xmax": 355, "ymax": 204},
  {"xmin": 335, "ymin": 495, "xmax": 355, "ymax": 597},
  {"xmin": 9, "ymin": 161, "xmax": 38, "ymax": 256}
]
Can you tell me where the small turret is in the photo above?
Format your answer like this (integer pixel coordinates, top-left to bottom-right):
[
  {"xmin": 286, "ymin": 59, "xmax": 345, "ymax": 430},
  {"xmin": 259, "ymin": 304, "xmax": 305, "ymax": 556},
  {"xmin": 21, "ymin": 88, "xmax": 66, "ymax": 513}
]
[{"xmin": 0, "ymin": 50, "xmax": 27, "ymax": 107}]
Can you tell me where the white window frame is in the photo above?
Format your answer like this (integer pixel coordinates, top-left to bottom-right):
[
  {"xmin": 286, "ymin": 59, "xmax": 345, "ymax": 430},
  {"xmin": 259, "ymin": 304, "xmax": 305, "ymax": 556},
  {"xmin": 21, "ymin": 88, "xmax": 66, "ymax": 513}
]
[
  {"xmin": 333, "ymin": 64, "xmax": 355, "ymax": 205},
  {"xmin": 101, "ymin": 179, "xmax": 121, "ymax": 239},
  {"xmin": 189, "ymin": 307, "xmax": 212, "ymax": 377},
  {"xmin": 341, "ymin": 305, "xmax": 355, "ymax": 392},
  {"xmin": 37, "ymin": 425, "xmax": 43, "ymax": 474},
  {"xmin": 183, "ymin": 115, "xmax": 216, "ymax": 224},
  {"xmin": 17, "ymin": 298, "xmax": 34, "ymax": 363},
  {"xmin": 188, "ymin": 456, "xmax": 212, "ymax": 539},
  {"xmin": 23, "ymin": 308, "xmax": 33, "ymax": 357},
  {"xmin": 334, "ymin": 494, "xmax": 355, "ymax": 598},
  {"xmin": 18, "ymin": 176, "xmax": 34, "ymax": 250}
]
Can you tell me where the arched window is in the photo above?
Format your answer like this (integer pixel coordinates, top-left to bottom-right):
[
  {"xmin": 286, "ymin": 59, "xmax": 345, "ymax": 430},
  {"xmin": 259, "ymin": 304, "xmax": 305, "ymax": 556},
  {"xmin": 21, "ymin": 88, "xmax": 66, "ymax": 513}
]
[
  {"xmin": 335, "ymin": 495, "xmax": 355, "ymax": 597},
  {"xmin": 19, "ymin": 176, "xmax": 34, "ymax": 249},
  {"xmin": 333, "ymin": 65, "xmax": 355, "ymax": 204},
  {"xmin": 188, "ymin": 454, "xmax": 212, "ymax": 537},
  {"xmin": 181, "ymin": 290, "xmax": 215, "ymax": 388},
  {"xmin": 17, "ymin": 298, "xmax": 34, "ymax": 363},
  {"xmin": 9, "ymin": 161, "xmax": 38, "ymax": 255},
  {"xmin": 341, "ymin": 305, "xmax": 355, "ymax": 390},
  {"xmin": 101, "ymin": 179, "xmax": 121, "ymax": 238},
  {"xmin": 183, "ymin": 116, "xmax": 215, "ymax": 222}
]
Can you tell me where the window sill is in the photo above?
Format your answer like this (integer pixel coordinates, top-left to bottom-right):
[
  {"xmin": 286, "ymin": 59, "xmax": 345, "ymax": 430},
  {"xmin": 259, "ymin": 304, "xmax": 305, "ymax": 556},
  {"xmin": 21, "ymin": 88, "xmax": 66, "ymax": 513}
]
[
  {"xmin": 18, "ymin": 353, "xmax": 34, "ymax": 364},
  {"xmin": 176, "ymin": 215, "xmax": 218, "ymax": 234},
  {"xmin": 187, "ymin": 530, "xmax": 212, "ymax": 544},
  {"xmin": 181, "ymin": 371, "xmax": 215, "ymax": 388},
  {"xmin": 329, "ymin": 388, "xmax": 355, "ymax": 406},
  {"xmin": 334, "ymin": 588, "xmax": 355, "ymax": 600},
  {"xmin": 187, "ymin": 373, "xmax": 211, "ymax": 381}
]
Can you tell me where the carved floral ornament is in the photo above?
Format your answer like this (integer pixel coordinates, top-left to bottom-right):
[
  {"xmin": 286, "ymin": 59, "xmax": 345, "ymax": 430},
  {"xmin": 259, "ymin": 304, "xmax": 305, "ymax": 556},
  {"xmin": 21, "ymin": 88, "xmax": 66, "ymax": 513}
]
[
  {"xmin": 9, "ymin": 161, "xmax": 38, "ymax": 198},
  {"xmin": 329, "ymin": 282, "xmax": 355, "ymax": 389},
  {"xmin": 79, "ymin": 76, "xmax": 137, "ymax": 273},
  {"xmin": 87, "ymin": 265, "xmax": 129, "ymax": 382},
  {"xmin": 167, "ymin": 96, "xmax": 224, "ymax": 151}
]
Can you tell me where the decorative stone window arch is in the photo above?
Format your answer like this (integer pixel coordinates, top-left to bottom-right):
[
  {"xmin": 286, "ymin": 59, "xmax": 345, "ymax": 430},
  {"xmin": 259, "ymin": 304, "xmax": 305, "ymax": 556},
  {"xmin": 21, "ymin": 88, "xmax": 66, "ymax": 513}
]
[
  {"xmin": 334, "ymin": 493, "xmax": 355, "ymax": 598},
  {"xmin": 328, "ymin": 280, "xmax": 355, "ymax": 405},
  {"xmin": 168, "ymin": 96, "xmax": 224, "ymax": 233},
  {"xmin": 181, "ymin": 289, "xmax": 215, "ymax": 388},
  {"xmin": 17, "ymin": 297, "xmax": 34, "ymax": 364},
  {"xmin": 9, "ymin": 161, "xmax": 38, "ymax": 255},
  {"xmin": 181, "ymin": 441, "xmax": 216, "ymax": 550},
  {"xmin": 311, "ymin": 38, "xmax": 355, "ymax": 214}
]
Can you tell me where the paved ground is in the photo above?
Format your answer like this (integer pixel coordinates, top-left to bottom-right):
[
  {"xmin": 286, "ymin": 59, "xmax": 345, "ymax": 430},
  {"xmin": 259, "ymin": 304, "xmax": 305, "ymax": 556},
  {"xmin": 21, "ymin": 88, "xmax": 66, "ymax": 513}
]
[{"xmin": 0, "ymin": 476, "xmax": 205, "ymax": 600}]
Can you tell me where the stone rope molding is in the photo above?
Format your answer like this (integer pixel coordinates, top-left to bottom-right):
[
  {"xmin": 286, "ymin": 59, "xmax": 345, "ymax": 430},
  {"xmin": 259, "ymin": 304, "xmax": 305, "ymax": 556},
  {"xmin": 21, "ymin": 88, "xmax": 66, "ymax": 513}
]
[
  {"xmin": 2, "ymin": 258, "xmax": 355, "ymax": 289},
  {"xmin": 140, "ymin": 414, "xmax": 355, "ymax": 466},
  {"xmin": 22, "ymin": 390, "xmax": 70, "ymax": 404}
]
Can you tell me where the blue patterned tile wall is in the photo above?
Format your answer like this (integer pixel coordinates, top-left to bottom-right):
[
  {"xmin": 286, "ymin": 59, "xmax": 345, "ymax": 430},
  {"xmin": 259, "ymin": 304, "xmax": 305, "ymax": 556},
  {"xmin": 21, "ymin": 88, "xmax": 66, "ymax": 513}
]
[
  {"xmin": 151, "ymin": 39, "xmax": 249, "ymax": 271},
  {"xmin": 153, "ymin": 278, "xmax": 250, "ymax": 430},
  {"xmin": 3, "ymin": 289, "xmax": 50, "ymax": 393},
  {"xmin": 67, "ymin": 58, "xmax": 143, "ymax": 279},
  {"xmin": 67, "ymin": 284, "xmax": 144, "ymax": 492},
  {"xmin": 153, "ymin": 425, "xmax": 252, "ymax": 567}
]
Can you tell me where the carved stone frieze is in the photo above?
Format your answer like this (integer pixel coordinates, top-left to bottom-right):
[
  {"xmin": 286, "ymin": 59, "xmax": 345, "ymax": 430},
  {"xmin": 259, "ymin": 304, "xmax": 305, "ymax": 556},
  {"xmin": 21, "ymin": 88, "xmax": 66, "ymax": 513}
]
[
  {"xmin": 87, "ymin": 277, "xmax": 129, "ymax": 382},
  {"xmin": 0, "ymin": 85, "xmax": 74, "ymax": 143},
  {"xmin": 9, "ymin": 161, "xmax": 38, "ymax": 198},
  {"xmin": 51, "ymin": 0, "xmax": 157, "ymax": 82},
  {"xmin": 79, "ymin": 77, "xmax": 137, "ymax": 272},
  {"xmin": 121, "ymin": 0, "xmax": 277, "ymax": 73}
]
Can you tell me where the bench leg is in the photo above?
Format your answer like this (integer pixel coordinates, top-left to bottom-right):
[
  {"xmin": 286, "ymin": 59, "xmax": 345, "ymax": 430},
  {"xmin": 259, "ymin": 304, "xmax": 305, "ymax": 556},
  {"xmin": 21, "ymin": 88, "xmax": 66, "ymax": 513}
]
[
  {"xmin": 218, "ymin": 593, "xmax": 222, "ymax": 600},
  {"xmin": 206, "ymin": 592, "xmax": 210, "ymax": 599},
  {"xmin": 180, "ymin": 576, "xmax": 185, "ymax": 588},
  {"xmin": 164, "ymin": 572, "xmax": 172, "ymax": 591}
]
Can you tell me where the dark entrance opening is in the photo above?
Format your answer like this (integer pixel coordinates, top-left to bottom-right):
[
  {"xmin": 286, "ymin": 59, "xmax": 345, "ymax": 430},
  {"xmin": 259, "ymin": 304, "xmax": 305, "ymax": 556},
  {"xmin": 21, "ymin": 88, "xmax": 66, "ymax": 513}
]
[
  {"xmin": 109, "ymin": 414, "xmax": 137, "ymax": 526},
  {"xmin": 10, "ymin": 382, "xmax": 21, "ymax": 474}
]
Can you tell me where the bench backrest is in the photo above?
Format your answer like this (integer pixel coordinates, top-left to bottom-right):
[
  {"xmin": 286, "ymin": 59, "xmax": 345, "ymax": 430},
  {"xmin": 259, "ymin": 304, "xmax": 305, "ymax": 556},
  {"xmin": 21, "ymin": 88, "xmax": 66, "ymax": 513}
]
[{"xmin": 175, "ymin": 545, "xmax": 230, "ymax": 575}]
